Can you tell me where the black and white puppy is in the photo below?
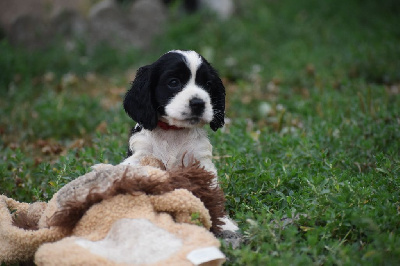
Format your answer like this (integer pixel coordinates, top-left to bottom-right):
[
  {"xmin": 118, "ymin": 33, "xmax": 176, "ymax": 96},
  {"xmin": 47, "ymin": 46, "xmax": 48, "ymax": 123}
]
[
  {"xmin": 121, "ymin": 50, "xmax": 224, "ymax": 174},
  {"xmin": 121, "ymin": 50, "xmax": 238, "ymax": 232}
]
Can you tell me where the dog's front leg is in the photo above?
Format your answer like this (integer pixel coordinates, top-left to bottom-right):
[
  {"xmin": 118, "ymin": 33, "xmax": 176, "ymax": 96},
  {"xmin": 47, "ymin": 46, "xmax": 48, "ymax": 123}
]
[{"xmin": 196, "ymin": 157, "xmax": 241, "ymax": 235}]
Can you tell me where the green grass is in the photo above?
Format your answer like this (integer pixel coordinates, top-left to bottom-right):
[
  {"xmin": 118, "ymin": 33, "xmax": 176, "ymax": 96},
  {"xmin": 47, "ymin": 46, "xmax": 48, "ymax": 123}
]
[{"xmin": 1, "ymin": 0, "xmax": 399, "ymax": 264}]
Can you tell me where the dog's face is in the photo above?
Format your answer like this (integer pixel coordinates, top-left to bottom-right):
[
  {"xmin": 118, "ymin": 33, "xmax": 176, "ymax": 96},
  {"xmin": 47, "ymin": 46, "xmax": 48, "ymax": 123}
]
[{"xmin": 124, "ymin": 50, "xmax": 225, "ymax": 131}]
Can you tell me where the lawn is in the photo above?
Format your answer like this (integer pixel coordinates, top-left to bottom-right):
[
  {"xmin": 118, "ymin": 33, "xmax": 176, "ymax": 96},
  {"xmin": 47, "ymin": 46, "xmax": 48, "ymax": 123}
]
[{"xmin": 1, "ymin": 0, "xmax": 400, "ymax": 265}]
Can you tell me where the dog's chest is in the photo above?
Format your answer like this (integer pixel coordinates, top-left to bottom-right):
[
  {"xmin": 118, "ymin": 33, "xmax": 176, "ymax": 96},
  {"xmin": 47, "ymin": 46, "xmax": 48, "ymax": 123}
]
[{"xmin": 129, "ymin": 128, "xmax": 212, "ymax": 169}]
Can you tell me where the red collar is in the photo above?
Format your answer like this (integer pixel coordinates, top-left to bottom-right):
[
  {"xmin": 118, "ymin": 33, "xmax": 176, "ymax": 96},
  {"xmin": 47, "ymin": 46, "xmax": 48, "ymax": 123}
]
[{"xmin": 157, "ymin": 121, "xmax": 184, "ymax": 130}]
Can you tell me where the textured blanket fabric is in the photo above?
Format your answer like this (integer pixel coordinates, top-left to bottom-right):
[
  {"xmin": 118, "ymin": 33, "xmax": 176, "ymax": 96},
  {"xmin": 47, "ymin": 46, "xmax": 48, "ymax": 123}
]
[{"xmin": 0, "ymin": 163, "xmax": 226, "ymax": 265}]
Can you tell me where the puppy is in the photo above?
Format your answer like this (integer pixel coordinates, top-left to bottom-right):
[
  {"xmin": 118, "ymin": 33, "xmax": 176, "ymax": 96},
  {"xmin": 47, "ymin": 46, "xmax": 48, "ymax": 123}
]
[
  {"xmin": 121, "ymin": 50, "xmax": 223, "ymax": 174},
  {"xmin": 121, "ymin": 50, "xmax": 239, "ymax": 233}
]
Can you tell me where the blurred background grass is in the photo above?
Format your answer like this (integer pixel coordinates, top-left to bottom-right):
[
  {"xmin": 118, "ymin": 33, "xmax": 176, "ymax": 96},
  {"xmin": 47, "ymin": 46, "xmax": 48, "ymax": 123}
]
[{"xmin": 1, "ymin": 0, "xmax": 400, "ymax": 264}]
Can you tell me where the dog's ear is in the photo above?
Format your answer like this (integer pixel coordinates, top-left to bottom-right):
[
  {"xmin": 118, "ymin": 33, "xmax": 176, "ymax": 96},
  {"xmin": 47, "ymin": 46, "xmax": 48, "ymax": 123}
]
[
  {"xmin": 209, "ymin": 74, "xmax": 226, "ymax": 131},
  {"xmin": 124, "ymin": 66, "xmax": 158, "ymax": 130}
]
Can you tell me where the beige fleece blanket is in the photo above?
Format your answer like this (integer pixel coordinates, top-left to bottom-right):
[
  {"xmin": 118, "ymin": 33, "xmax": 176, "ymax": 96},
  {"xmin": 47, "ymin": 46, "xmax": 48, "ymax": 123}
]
[{"xmin": 0, "ymin": 163, "xmax": 226, "ymax": 265}]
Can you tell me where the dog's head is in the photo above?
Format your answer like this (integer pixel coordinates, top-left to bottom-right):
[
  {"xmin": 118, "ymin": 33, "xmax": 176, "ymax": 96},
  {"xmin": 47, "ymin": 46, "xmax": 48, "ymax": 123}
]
[{"xmin": 123, "ymin": 50, "xmax": 225, "ymax": 131}]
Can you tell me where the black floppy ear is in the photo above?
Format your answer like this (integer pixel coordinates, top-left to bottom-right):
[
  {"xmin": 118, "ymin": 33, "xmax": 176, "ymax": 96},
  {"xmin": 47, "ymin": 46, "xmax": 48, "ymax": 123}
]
[
  {"xmin": 123, "ymin": 66, "xmax": 158, "ymax": 130},
  {"xmin": 209, "ymin": 74, "xmax": 226, "ymax": 132}
]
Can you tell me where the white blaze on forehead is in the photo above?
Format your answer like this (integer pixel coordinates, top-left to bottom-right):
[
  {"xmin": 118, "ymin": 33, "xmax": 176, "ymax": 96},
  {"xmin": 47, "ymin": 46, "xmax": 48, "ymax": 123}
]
[{"xmin": 169, "ymin": 50, "xmax": 202, "ymax": 81}]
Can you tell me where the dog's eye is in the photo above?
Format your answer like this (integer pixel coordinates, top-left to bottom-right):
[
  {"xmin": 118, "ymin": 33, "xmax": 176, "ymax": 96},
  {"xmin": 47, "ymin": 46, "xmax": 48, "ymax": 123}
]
[
  {"xmin": 206, "ymin": 81, "xmax": 213, "ymax": 88},
  {"xmin": 168, "ymin": 78, "xmax": 181, "ymax": 89}
]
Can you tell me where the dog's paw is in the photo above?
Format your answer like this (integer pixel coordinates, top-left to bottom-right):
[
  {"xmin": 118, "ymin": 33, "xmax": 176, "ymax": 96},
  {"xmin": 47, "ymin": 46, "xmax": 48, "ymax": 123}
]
[{"xmin": 219, "ymin": 216, "xmax": 239, "ymax": 231}]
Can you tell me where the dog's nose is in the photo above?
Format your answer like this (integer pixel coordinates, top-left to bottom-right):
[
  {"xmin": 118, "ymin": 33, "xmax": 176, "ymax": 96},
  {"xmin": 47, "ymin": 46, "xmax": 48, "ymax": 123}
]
[{"xmin": 189, "ymin": 97, "xmax": 205, "ymax": 116}]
